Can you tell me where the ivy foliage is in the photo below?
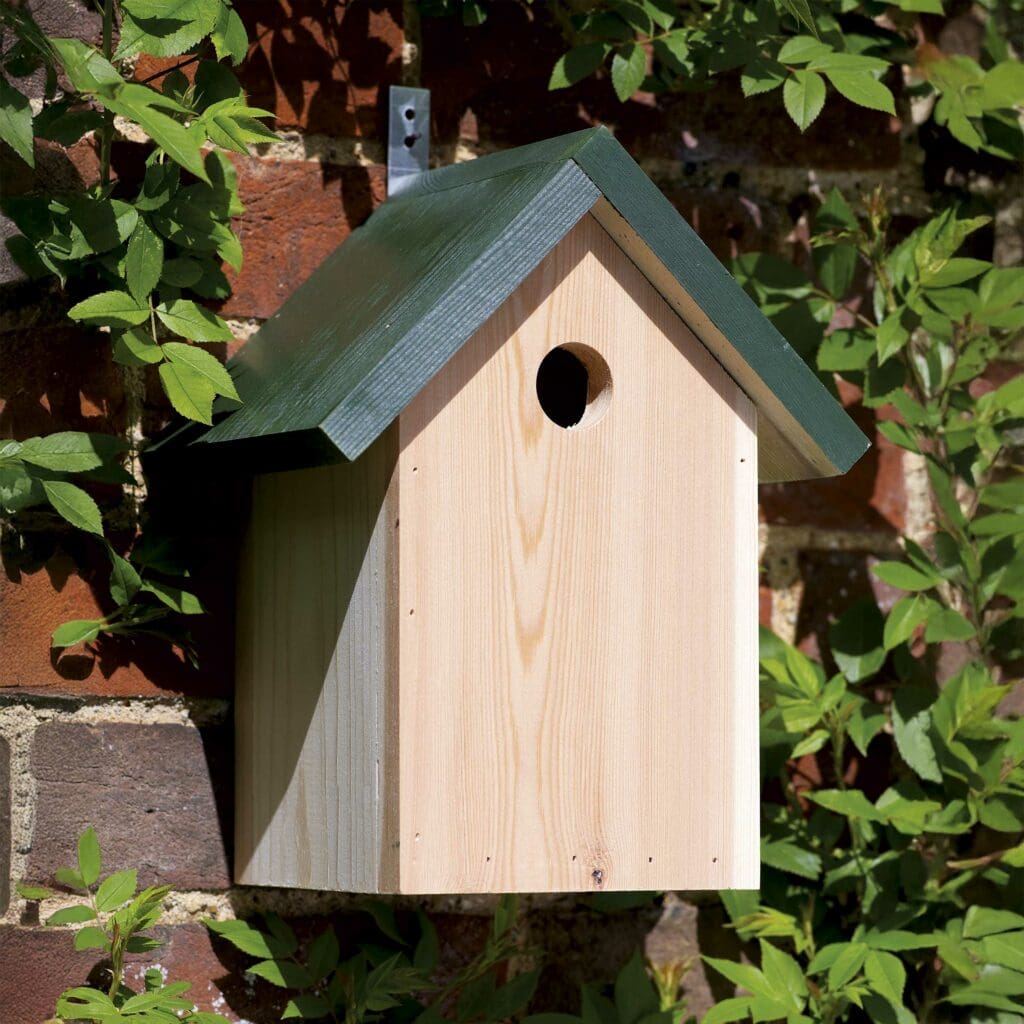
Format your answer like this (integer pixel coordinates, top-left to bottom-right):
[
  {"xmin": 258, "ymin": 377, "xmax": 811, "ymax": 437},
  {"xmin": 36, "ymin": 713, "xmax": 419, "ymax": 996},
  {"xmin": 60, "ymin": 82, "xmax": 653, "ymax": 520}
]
[
  {"xmin": 18, "ymin": 828, "xmax": 230, "ymax": 1023},
  {"xmin": 424, "ymin": 0, "xmax": 1024, "ymax": 151},
  {"xmin": 692, "ymin": 190, "xmax": 1024, "ymax": 1022},
  {"xmin": 205, "ymin": 896, "xmax": 549, "ymax": 1024},
  {"xmin": 0, "ymin": 1, "xmax": 274, "ymax": 651}
]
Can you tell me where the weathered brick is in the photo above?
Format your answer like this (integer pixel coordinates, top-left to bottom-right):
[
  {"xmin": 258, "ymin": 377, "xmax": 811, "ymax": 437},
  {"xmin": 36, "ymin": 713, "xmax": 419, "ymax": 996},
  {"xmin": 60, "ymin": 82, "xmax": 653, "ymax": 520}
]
[
  {"xmin": 0, "ymin": 516, "xmax": 237, "ymax": 697},
  {"xmin": 0, "ymin": 326, "xmax": 125, "ymax": 435},
  {"xmin": 220, "ymin": 156, "xmax": 387, "ymax": 319},
  {"xmin": 665, "ymin": 187, "xmax": 790, "ymax": 262},
  {"xmin": 27, "ymin": 722, "xmax": 232, "ymax": 890},
  {"xmin": 793, "ymin": 549, "xmax": 901, "ymax": 664},
  {"xmin": 760, "ymin": 385, "xmax": 906, "ymax": 533},
  {"xmin": 0, "ymin": 923, "xmax": 277, "ymax": 1024},
  {"xmin": 0, "ymin": 734, "xmax": 9, "ymax": 916},
  {"xmin": 422, "ymin": 4, "xmax": 900, "ymax": 169},
  {"xmin": 236, "ymin": 0, "xmax": 404, "ymax": 137}
]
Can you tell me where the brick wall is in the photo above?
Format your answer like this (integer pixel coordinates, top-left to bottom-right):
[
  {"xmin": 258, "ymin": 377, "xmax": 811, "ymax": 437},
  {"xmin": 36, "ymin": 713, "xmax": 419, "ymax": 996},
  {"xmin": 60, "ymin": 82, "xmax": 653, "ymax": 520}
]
[{"xmin": 0, "ymin": 2, "xmax": 1020, "ymax": 1022}]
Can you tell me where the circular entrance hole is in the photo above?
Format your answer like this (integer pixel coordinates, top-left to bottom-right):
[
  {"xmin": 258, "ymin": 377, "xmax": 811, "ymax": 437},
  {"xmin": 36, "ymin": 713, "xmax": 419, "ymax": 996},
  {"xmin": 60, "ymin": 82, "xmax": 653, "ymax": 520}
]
[{"xmin": 535, "ymin": 344, "xmax": 612, "ymax": 430}]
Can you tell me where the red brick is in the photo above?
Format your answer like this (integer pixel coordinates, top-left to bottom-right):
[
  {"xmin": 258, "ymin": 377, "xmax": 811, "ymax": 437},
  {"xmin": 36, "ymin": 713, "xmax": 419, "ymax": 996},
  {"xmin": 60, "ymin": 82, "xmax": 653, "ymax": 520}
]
[
  {"xmin": 793, "ymin": 550, "xmax": 899, "ymax": 663},
  {"xmin": 0, "ymin": 326, "xmax": 125, "ymax": 436},
  {"xmin": 27, "ymin": 722, "xmax": 232, "ymax": 890},
  {"xmin": 236, "ymin": 0, "xmax": 403, "ymax": 137},
  {"xmin": 422, "ymin": 4, "xmax": 901, "ymax": 170},
  {"xmin": 760, "ymin": 383, "xmax": 906, "ymax": 533},
  {"xmin": 666, "ymin": 188, "xmax": 790, "ymax": 262},
  {"xmin": 0, "ymin": 923, "xmax": 279, "ymax": 1024},
  {"xmin": 220, "ymin": 156, "xmax": 387, "ymax": 319}
]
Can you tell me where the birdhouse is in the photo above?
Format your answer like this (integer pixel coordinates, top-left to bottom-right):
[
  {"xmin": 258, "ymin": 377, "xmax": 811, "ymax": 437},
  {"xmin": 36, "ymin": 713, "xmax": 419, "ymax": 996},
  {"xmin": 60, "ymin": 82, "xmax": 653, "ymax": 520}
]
[{"xmin": 189, "ymin": 128, "xmax": 867, "ymax": 894}]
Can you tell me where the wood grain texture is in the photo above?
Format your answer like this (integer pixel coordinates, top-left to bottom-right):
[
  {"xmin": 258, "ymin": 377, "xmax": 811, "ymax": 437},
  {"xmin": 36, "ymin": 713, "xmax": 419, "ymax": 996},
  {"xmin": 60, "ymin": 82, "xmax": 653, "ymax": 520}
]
[
  {"xmin": 397, "ymin": 213, "xmax": 759, "ymax": 893},
  {"xmin": 235, "ymin": 429, "xmax": 400, "ymax": 892}
]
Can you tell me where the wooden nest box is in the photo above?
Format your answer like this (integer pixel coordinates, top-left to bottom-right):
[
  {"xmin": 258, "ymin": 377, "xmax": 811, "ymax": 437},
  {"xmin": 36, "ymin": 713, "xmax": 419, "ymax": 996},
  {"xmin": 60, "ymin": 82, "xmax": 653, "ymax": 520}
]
[{"xmin": 189, "ymin": 128, "xmax": 867, "ymax": 894}]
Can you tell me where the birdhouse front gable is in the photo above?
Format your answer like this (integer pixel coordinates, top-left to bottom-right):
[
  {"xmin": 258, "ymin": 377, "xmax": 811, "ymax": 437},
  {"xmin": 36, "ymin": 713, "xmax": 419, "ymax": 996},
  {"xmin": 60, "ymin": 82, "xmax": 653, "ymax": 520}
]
[{"xmin": 236, "ymin": 211, "xmax": 759, "ymax": 894}]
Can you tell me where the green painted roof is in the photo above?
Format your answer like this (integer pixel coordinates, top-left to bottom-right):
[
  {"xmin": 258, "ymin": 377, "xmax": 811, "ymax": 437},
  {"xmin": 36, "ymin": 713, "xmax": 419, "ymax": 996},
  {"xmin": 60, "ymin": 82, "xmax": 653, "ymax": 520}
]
[{"xmin": 190, "ymin": 127, "xmax": 868, "ymax": 481}]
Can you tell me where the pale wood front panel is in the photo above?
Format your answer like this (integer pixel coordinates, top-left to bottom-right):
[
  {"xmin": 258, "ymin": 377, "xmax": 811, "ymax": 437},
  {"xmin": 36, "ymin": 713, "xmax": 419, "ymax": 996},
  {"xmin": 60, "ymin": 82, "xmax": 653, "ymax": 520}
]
[
  {"xmin": 397, "ymin": 213, "xmax": 758, "ymax": 893},
  {"xmin": 235, "ymin": 432, "xmax": 400, "ymax": 892}
]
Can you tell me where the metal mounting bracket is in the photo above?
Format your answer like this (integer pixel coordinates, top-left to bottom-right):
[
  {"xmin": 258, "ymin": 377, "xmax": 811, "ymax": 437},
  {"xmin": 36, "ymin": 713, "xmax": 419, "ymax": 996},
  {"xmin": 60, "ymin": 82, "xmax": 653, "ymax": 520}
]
[{"xmin": 388, "ymin": 86, "xmax": 430, "ymax": 197}]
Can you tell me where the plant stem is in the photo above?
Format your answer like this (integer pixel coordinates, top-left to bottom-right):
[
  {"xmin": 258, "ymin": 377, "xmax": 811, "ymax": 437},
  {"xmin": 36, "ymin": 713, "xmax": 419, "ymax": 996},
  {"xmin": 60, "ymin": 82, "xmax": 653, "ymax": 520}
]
[{"xmin": 99, "ymin": 0, "xmax": 115, "ymax": 187}]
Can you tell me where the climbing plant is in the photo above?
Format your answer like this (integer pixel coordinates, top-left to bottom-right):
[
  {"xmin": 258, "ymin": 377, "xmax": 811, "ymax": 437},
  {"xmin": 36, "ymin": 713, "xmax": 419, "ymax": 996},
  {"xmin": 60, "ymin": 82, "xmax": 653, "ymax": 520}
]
[{"xmin": 0, "ymin": 0, "xmax": 273, "ymax": 651}]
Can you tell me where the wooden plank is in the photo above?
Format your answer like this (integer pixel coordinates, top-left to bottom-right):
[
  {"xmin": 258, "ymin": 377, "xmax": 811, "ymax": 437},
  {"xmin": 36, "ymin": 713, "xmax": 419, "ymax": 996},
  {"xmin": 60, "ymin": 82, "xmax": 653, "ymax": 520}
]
[
  {"xmin": 590, "ymin": 198, "xmax": 819, "ymax": 483},
  {"xmin": 396, "ymin": 213, "xmax": 759, "ymax": 893},
  {"xmin": 235, "ymin": 428, "xmax": 400, "ymax": 892}
]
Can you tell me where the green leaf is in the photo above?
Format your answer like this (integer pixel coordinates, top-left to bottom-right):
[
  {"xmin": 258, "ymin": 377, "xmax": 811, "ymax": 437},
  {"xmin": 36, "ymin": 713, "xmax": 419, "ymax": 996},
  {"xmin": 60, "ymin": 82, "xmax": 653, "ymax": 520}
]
[
  {"xmin": 308, "ymin": 927, "xmax": 340, "ymax": 982},
  {"xmin": 207, "ymin": 918, "xmax": 286, "ymax": 957},
  {"xmin": 16, "ymin": 883, "xmax": 56, "ymax": 900},
  {"xmin": 18, "ymin": 431, "xmax": 125, "ymax": 472},
  {"xmin": 68, "ymin": 289, "xmax": 150, "ymax": 328},
  {"xmin": 815, "ymin": 242, "xmax": 857, "ymax": 297},
  {"xmin": 156, "ymin": 299, "xmax": 233, "ymax": 341},
  {"xmin": 872, "ymin": 560, "xmax": 939, "ymax": 592},
  {"xmin": 783, "ymin": 69, "xmax": 826, "ymax": 131},
  {"xmin": 884, "ymin": 595, "xmax": 930, "ymax": 649},
  {"xmin": 611, "ymin": 43, "xmax": 647, "ymax": 102},
  {"xmin": 876, "ymin": 312, "xmax": 909, "ymax": 364},
  {"xmin": 77, "ymin": 828, "xmax": 101, "ymax": 887},
  {"xmin": 777, "ymin": 36, "xmax": 831, "ymax": 64},
  {"xmin": 829, "ymin": 598, "xmax": 885, "ymax": 682},
  {"xmin": 963, "ymin": 907, "xmax": 1024, "ymax": 939},
  {"xmin": 0, "ymin": 75, "xmax": 34, "ymax": 166},
  {"xmin": 96, "ymin": 869, "xmax": 137, "ymax": 911},
  {"xmin": 74, "ymin": 926, "xmax": 110, "ymax": 951},
  {"xmin": 211, "ymin": 5, "xmax": 249, "ymax": 65},
  {"xmin": 825, "ymin": 70, "xmax": 895, "ymax": 115},
  {"xmin": 808, "ymin": 788, "xmax": 886, "ymax": 821},
  {"xmin": 116, "ymin": 0, "xmax": 221, "ymax": 60},
  {"xmin": 891, "ymin": 687, "xmax": 942, "ymax": 783},
  {"xmin": 827, "ymin": 941, "xmax": 868, "ymax": 989},
  {"xmin": 114, "ymin": 329, "xmax": 164, "ymax": 368},
  {"xmin": 775, "ymin": 0, "xmax": 820, "ymax": 38},
  {"xmin": 488, "ymin": 969, "xmax": 540, "ymax": 1020},
  {"xmin": 54, "ymin": 867, "xmax": 87, "ymax": 889},
  {"xmin": 703, "ymin": 957, "xmax": 778, "ymax": 1002},
  {"xmin": 549, "ymin": 44, "xmax": 609, "ymax": 90},
  {"xmin": 136, "ymin": 161, "xmax": 180, "ymax": 211},
  {"xmin": 126, "ymin": 218, "xmax": 164, "ymax": 302},
  {"xmin": 162, "ymin": 342, "xmax": 239, "ymax": 400},
  {"xmin": 109, "ymin": 550, "xmax": 142, "ymax": 606},
  {"xmin": 761, "ymin": 838, "xmax": 821, "ymax": 880},
  {"xmin": 741, "ymin": 57, "xmax": 787, "ymax": 96},
  {"xmin": 160, "ymin": 257, "xmax": 203, "ymax": 288},
  {"xmin": 46, "ymin": 904, "xmax": 97, "ymax": 925},
  {"xmin": 159, "ymin": 359, "xmax": 216, "ymax": 424},
  {"xmin": 283, "ymin": 995, "xmax": 331, "ymax": 1020},
  {"xmin": 614, "ymin": 950, "xmax": 659, "ymax": 1024},
  {"xmin": 104, "ymin": 84, "xmax": 209, "ymax": 182},
  {"xmin": 865, "ymin": 950, "xmax": 906, "ymax": 1007},
  {"xmin": 924, "ymin": 607, "xmax": 976, "ymax": 643},
  {"xmin": 41, "ymin": 480, "xmax": 103, "ymax": 535},
  {"xmin": 51, "ymin": 619, "xmax": 102, "ymax": 648},
  {"xmin": 248, "ymin": 958, "xmax": 313, "ymax": 988},
  {"xmin": 49, "ymin": 38, "xmax": 122, "ymax": 91},
  {"xmin": 142, "ymin": 578, "xmax": 205, "ymax": 614},
  {"xmin": 759, "ymin": 939, "xmax": 807, "ymax": 1009}
]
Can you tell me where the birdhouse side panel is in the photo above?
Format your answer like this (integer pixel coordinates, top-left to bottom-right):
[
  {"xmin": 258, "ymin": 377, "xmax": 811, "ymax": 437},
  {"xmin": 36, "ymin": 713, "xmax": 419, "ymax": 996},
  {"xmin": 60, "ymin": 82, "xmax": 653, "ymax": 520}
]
[
  {"xmin": 235, "ymin": 430, "xmax": 401, "ymax": 892},
  {"xmin": 396, "ymin": 213, "xmax": 759, "ymax": 894}
]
